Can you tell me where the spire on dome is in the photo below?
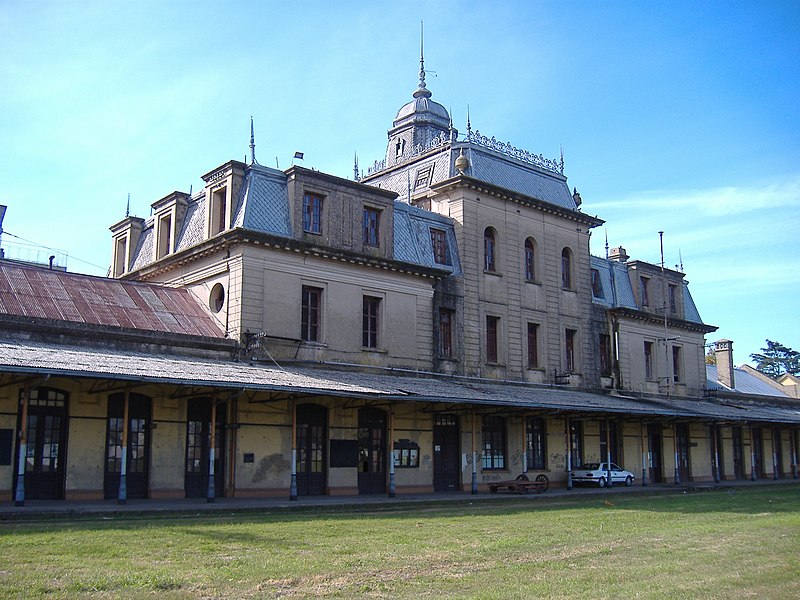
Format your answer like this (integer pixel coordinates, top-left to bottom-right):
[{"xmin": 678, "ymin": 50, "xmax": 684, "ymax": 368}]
[{"xmin": 413, "ymin": 21, "xmax": 431, "ymax": 99}]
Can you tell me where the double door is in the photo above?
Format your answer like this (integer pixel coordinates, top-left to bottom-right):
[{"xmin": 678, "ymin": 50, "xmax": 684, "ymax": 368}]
[{"xmin": 185, "ymin": 398, "xmax": 226, "ymax": 498}]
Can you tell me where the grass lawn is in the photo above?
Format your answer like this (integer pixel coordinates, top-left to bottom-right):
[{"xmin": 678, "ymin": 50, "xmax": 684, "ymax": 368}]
[{"xmin": 0, "ymin": 486, "xmax": 798, "ymax": 599}]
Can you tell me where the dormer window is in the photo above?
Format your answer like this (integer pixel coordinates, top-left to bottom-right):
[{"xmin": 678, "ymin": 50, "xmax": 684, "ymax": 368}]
[
  {"xmin": 303, "ymin": 193, "xmax": 323, "ymax": 234},
  {"xmin": 156, "ymin": 213, "xmax": 172, "ymax": 259},
  {"xmin": 591, "ymin": 268, "xmax": 604, "ymax": 298},
  {"xmin": 639, "ymin": 276, "xmax": 650, "ymax": 307},
  {"xmin": 414, "ymin": 166, "xmax": 433, "ymax": 189},
  {"xmin": 430, "ymin": 228, "xmax": 448, "ymax": 264},
  {"xmin": 669, "ymin": 284, "xmax": 677, "ymax": 313},
  {"xmin": 363, "ymin": 207, "xmax": 380, "ymax": 247},
  {"xmin": 113, "ymin": 236, "xmax": 128, "ymax": 276},
  {"xmin": 210, "ymin": 187, "xmax": 228, "ymax": 235}
]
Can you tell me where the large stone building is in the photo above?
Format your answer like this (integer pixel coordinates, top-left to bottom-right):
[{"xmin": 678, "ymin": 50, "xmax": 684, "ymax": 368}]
[{"xmin": 1, "ymin": 61, "xmax": 798, "ymax": 505}]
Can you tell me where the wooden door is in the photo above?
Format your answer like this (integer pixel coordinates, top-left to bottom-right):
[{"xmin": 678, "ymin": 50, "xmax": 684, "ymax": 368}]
[
  {"xmin": 433, "ymin": 414, "xmax": 460, "ymax": 492},
  {"xmin": 297, "ymin": 404, "xmax": 327, "ymax": 496},
  {"xmin": 185, "ymin": 398, "xmax": 226, "ymax": 498},
  {"xmin": 358, "ymin": 408, "xmax": 386, "ymax": 494},
  {"xmin": 15, "ymin": 388, "xmax": 68, "ymax": 500},
  {"xmin": 104, "ymin": 393, "xmax": 151, "ymax": 500},
  {"xmin": 647, "ymin": 423, "xmax": 663, "ymax": 483}
]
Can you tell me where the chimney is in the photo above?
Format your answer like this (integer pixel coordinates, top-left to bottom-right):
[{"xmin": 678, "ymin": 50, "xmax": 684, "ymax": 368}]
[
  {"xmin": 714, "ymin": 339, "xmax": 735, "ymax": 389},
  {"xmin": 609, "ymin": 246, "xmax": 629, "ymax": 262}
]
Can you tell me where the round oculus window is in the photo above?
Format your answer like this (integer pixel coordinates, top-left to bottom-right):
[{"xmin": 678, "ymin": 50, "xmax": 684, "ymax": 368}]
[{"xmin": 209, "ymin": 283, "xmax": 225, "ymax": 313}]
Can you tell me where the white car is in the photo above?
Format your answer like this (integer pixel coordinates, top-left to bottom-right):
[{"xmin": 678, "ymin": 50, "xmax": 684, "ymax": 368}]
[{"xmin": 571, "ymin": 462, "xmax": 635, "ymax": 487}]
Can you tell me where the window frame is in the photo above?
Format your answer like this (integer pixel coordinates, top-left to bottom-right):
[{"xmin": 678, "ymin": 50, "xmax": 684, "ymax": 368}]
[
  {"xmin": 591, "ymin": 268, "xmax": 604, "ymax": 298},
  {"xmin": 481, "ymin": 415, "xmax": 506, "ymax": 470},
  {"xmin": 565, "ymin": 328, "xmax": 577, "ymax": 373},
  {"xmin": 527, "ymin": 322, "xmax": 539, "ymax": 368},
  {"xmin": 363, "ymin": 206, "xmax": 381, "ymax": 247},
  {"xmin": 561, "ymin": 248, "xmax": 572, "ymax": 289},
  {"xmin": 362, "ymin": 295, "xmax": 381, "ymax": 349},
  {"xmin": 644, "ymin": 341, "xmax": 654, "ymax": 380},
  {"xmin": 639, "ymin": 276, "xmax": 650, "ymax": 307},
  {"xmin": 301, "ymin": 286, "xmax": 323, "ymax": 342},
  {"xmin": 599, "ymin": 333, "xmax": 612, "ymax": 377},
  {"xmin": 484, "ymin": 228, "xmax": 496, "ymax": 272},
  {"xmin": 438, "ymin": 307, "xmax": 454, "ymax": 358},
  {"xmin": 524, "ymin": 238, "xmax": 536, "ymax": 282},
  {"xmin": 672, "ymin": 345, "xmax": 682, "ymax": 383},
  {"xmin": 669, "ymin": 284, "xmax": 677, "ymax": 313},
  {"xmin": 302, "ymin": 193, "xmax": 323, "ymax": 235},
  {"xmin": 486, "ymin": 315, "xmax": 500, "ymax": 364},
  {"xmin": 526, "ymin": 417, "xmax": 547, "ymax": 470},
  {"xmin": 430, "ymin": 228, "xmax": 449, "ymax": 265}
]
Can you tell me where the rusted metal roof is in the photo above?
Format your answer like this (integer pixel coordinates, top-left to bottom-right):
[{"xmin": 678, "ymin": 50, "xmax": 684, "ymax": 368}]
[{"xmin": 0, "ymin": 262, "xmax": 223, "ymax": 338}]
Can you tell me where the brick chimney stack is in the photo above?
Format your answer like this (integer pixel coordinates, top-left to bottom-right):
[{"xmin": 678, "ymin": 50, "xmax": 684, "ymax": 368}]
[{"xmin": 714, "ymin": 339, "xmax": 735, "ymax": 389}]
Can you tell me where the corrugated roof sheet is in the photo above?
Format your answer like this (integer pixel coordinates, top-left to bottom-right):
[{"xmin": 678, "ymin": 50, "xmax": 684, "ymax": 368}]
[
  {"xmin": 1, "ymin": 339, "xmax": 798, "ymax": 424},
  {"xmin": 0, "ymin": 262, "xmax": 224, "ymax": 338},
  {"xmin": 706, "ymin": 364, "xmax": 790, "ymax": 397}
]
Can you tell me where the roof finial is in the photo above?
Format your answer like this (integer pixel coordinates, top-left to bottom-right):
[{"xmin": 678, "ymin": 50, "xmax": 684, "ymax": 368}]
[
  {"xmin": 413, "ymin": 21, "xmax": 432, "ymax": 99},
  {"xmin": 605, "ymin": 230, "xmax": 609, "ymax": 259},
  {"xmin": 125, "ymin": 193, "xmax": 130, "ymax": 218},
  {"xmin": 466, "ymin": 104, "xmax": 472, "ymax": 137},
  {"xmin": 353, "ymin": 152, "xmax": 359, "ymax": 181},
  {"xmin": 249, "ymin": 116, "xmax": 257, "ymax": 164}
]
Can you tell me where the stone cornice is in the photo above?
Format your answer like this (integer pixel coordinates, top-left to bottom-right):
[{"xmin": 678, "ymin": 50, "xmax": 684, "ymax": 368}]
[
  {"xmin": 609, "ymin": 306, "xmax": 718, "ymax": 334},
  {"xmin": 431, "ymin": 175, "xmax": 605, "ymax": 228}
]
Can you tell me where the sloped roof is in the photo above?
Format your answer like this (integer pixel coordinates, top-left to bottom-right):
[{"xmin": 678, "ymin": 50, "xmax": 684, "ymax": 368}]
[
  {"xmin": 706, "ymin": 364, "xmax": 791, "ymax": 398},
  {"xmin": 590, "ymin": 256, "xmax": 637, "ymax": 309},
  {"xmin": 0, "ymin": 262, "xmax": 223, "ymax": 338},
  {"xmin": 2, "ymin": 339, "xmax": 798, "ymax": 424},
  {"xmin": 393, "ymin": 202, "xmax": 461, "ymax": 274}
]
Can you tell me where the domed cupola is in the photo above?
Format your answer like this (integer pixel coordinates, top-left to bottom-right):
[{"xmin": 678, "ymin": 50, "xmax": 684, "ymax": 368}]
[{"xmin": 385, "ymin": 37, "xmax": 453, "ymax": 167}]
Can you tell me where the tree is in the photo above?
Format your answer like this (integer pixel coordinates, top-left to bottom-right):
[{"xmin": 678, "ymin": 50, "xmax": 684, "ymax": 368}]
[
  {"xmin": 750, "ymin": 340, "xmax": 800, "ymax": 378},
  {"xmin": 705, "ymin": 346, "xmax": 716, "ymax": 365}
]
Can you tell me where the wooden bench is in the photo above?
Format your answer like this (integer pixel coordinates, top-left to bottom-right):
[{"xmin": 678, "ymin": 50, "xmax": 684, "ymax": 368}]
[{"xmin": 488, "ymin": 473, "xmax": 549, "ymax": 494}]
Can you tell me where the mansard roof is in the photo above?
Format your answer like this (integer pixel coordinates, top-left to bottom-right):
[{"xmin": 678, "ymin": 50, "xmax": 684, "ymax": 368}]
[
  {"xmin": 590, "ymin": 254, "xmax": 714, "ymax": 330},
  {"xmin": 125, "ymin": 162, "xmax": 460, "ymax": 277},
  {"xmin": 0, "ymin": 261, "xmax": 223, "ymax": 338}
]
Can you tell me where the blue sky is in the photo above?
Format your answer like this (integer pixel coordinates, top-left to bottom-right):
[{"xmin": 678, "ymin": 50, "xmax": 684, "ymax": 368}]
[{"xmin": 1, "ymin": 0, "xmax": 798, "ymax": 365}]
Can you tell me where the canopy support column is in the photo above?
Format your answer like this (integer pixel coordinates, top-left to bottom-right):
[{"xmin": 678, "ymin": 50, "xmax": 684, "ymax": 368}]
[{"xmin": 14, "ymin": 386, "xmax": 30, "ymax": 507}]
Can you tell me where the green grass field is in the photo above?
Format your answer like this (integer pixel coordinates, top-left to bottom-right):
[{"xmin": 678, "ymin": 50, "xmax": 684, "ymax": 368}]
[{"xmin": 1, "ymin": 486, "xmax": 798, "ymax": 599}]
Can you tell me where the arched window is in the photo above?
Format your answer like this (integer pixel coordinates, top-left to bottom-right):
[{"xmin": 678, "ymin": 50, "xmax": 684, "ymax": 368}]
[
  {"xmin": 561, "ymin": 248, "xmax": 572, "ymax": 288},
  {"xmin": 524, "ymin": 238, "xmax": 536, "ymax": 281},
  {"xmin": 484, "ymin": 228, "xmax": 496, "ymax": 272}
]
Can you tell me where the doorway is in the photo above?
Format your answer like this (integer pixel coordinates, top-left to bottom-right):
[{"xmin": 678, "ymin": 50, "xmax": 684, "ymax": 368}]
[
  {"xmin": 647, "ymin": 423, "xmax": 663, "ymax": 483},
  {"xmin": 358, "ymin": 407, "xmax": 386, "ymax": 494},
  {"xmin": 675, "ymin": 423, "xmax": 691, "ymax": 482},
  {"xmin": 296, "ymin": 404, "xmax": 327, "ymax": 496},
  {"xmin": 433, "ymin": 414, "xmax": 460, "ymax": 492},
  {"xmin": 104, "ymin": 392, "xmax": 152, "ymax": 500},
  {"xmin": 14, "ymin": 387, "xmax": 68, "ymax": 501},
  {"xmin": 732, "ymin": 427, "xmax": 745, "ymax": 479},
  {"xmin": 185, "ymin": 398, "xmax": 226, "ymax": 498}
]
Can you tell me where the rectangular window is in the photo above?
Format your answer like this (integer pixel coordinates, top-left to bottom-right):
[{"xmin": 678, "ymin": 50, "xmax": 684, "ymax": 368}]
[
  {"xmin": 672, "ymin": 345, "xmax": 682, "ymax": 382},
  {"xmin": 669, "ymin": 284, "xmax": 677, "ymax": 313},
  {"xmin": 301, "ymin": 286, "xmax": 322, "ymax": 342},
  {"xmin": 639, "ymin": 276, "xmax": 649, "ymax": 307},
  {"xmin": 210, "ymin": 187, "xmax": 227, "ymax": 235},
  {"xmin": 599, "ymin": 334, "xmax": 612, "ymax": 376},
  {"xmin": 591, "ymin": 268, "xmax": 604, "ymax": 298},
  {"xmin": 430, "ymin": 228, "xmax": 448, "ymax": 264},
  {"xmin": 486, "ymin": 316, "xmax": 499, "ymax": 363},
  {"xmin": 644, "ymin": 341, "xmax": 654, "ymax": 380},
  {"xmin": 363, "ymin": 207, "xmax": 380, "ymax": 247},
  {"xmin": 362, "ymin": 296, "xmax": 380, "ymax": 348},
  {"xmin": 393, "ymin": 440, "xmax": 420, "ymax": 468},
  {"xmin": 157, "ymin": 214, "xmax": 172, "ymax": 259},
  {"xmin": 526, "ymin": 417, "xmax": 547, "ymax": 470},
  {"xmin": 481, "ymin": 416, "xmax": 506, "ymax": 470},
  {"xmin": 527, "ymin": 322, "xmax": 539, "ymax": 368},
  {"xmin": 565, "ymin": 329, "xmax": 576, "ymax": 372},
  {"xmin": 438, "ymin": 308, "xmax": 454, "ymax": 357},
  {"xmin": 302, "ymin": 193, "xmax": 323, "ymax": 234}
]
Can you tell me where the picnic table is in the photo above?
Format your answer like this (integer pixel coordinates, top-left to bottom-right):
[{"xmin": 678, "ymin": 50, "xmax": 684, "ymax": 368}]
[{"xmin": 488, "ymin": 473, "xmax": 549, "ymax": 494}]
